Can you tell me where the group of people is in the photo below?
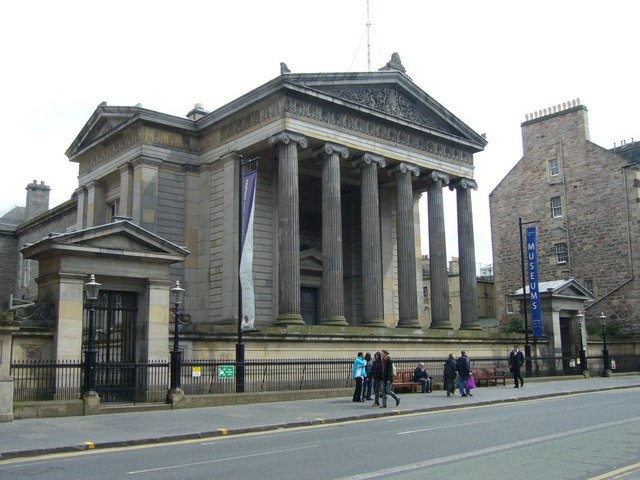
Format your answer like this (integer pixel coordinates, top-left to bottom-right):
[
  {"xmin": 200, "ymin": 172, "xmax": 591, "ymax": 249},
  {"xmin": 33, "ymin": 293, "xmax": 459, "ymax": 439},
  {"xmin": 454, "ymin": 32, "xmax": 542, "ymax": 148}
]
[
  {"xmin": 442, "ymin": 350, "xmax": 473, "ymax": 397},
  {"xmin": 353, "ymin": 345, "xmax": 525, "ymax": 402},
  {"xmin": 352, "ymin": 350, "xmax": 400, "ymax": 408}
]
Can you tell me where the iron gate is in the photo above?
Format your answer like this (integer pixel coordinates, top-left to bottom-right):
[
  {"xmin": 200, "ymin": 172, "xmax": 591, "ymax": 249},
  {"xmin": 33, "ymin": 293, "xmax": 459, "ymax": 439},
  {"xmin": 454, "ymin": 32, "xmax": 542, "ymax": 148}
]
[{"xmin": 83, "ymin": 290, "xmax": 138, "ymax": 403}]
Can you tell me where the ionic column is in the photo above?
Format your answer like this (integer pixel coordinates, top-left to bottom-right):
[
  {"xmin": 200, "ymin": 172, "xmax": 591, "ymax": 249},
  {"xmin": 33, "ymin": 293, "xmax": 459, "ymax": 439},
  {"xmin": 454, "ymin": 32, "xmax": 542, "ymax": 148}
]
[
  {"xmin": 268, "ymin": 132, "xmax": 308, "ymax": 325},
  {"xmin": 452, "ymin": 178, "xmax": 481, "ymax": 329},
  {"xmin": 314, "ymin": 142, "xmax": 349, "ymax": 325},
  {"xmin": 393, "ymin": 162, "xmax": 421, "ymax": 328},
  {"xmin": 427, "ymin": 171, "xmax": 452, "ymax": 329},
  {"xmin": 354, "ymin": 153, "xmax": 386, "ymax": 326}
]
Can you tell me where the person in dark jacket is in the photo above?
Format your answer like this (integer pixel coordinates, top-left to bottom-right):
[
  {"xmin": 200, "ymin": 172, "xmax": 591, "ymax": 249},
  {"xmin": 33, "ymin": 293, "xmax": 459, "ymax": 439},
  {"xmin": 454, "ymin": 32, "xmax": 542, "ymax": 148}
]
[
  {"xmin": 380, "ymin": 350, "xmax": 400, "ymax": 408},
  {"xmin": 371, "ymin": 351, "xmax": 383, "ymax": 406},
  {"xmin": 456, "ymin": 350, "xmax": 472, "ymax": 397},
  {"xmin": 509, "ymin": 344, "xmax": 525, "ymax": 388},
  {"xmin": 413, "ymin": 362, "xmax": 431, "ymax": 393},
  {"xmin": 443, "ymin": 353, "xmax": 457, "ymax": 396},
  {"xmin": 362, "ymin": 352, "xmax": 373, "ymax": 400}
]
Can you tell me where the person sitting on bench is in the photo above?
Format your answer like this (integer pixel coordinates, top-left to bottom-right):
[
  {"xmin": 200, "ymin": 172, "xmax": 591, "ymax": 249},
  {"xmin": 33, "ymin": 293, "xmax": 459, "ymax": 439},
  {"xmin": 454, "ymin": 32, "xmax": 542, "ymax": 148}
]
[{"xmin": 413, "ymin": 362, "xmax": 432, "ymax": 393}]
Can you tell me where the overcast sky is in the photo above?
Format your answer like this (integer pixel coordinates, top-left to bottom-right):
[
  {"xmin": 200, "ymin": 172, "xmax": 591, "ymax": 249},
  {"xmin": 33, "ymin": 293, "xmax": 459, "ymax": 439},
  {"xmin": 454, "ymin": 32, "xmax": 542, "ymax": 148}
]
[{"xmin": 1, "ymin": 0, "xmax": 638, "ymax": 267}]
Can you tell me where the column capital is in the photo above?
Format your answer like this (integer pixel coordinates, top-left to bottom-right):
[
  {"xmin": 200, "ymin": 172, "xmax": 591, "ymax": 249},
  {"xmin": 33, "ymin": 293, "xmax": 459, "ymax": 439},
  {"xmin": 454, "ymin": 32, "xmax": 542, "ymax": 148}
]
[
  {"xmin": 428, "ymin": 170, "xmax": 450, "ymax": 185},
  {"xmin": 450, "ymin": 177, "xmax": 478, "ymax": 191},
  {"xmin": 313, "ymin": 142, "xmax": 349, "ymax": 159},
  {"xmin": 268, "ymin": 131, "xmax": 308, "ymax": 149},
  {"xmin": 353, "ymin": 152, "xmax": 386, "ymax": 168},
  {"xmin": 390, "ymin": 162, "xmax": 420, "ymax": 177}
]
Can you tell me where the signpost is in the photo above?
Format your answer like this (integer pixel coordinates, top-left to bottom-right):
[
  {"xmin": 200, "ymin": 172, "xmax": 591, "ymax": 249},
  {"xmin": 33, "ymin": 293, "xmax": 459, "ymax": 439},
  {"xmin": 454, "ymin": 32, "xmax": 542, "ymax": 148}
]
[{"xmin": 218, "ymin": 365, "xmax": 235, "ymax": 380}]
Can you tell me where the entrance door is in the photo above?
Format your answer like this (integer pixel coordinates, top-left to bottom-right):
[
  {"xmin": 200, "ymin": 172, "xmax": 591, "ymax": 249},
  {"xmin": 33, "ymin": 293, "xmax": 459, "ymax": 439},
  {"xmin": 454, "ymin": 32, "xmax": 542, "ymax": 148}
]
[
  {"xmin": 301, "ymin": 287, "xmax": 318, "ymax": 325},
  {"xmin": 559, "ymin": 316, "xmax": 575, "ymax": 373}
]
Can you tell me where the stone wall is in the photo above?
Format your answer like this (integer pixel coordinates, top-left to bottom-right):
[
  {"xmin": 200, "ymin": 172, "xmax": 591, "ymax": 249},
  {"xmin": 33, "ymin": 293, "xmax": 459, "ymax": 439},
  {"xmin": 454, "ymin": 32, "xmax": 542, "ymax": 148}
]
[{"xmin": 490, "ymin": 104, "xmax": 640, "ymax": 334}]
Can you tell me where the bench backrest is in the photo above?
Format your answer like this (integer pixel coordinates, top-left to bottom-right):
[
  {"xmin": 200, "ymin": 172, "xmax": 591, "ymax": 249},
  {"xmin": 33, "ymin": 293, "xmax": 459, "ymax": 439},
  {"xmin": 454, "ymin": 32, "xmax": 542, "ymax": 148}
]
[
  {"xmin": 396, "ymin": 370, "xmax": 415, "ymax": 382},
  {"xmin": 472, "ymin": 366, "xmax": 497, "ymax": 376}
]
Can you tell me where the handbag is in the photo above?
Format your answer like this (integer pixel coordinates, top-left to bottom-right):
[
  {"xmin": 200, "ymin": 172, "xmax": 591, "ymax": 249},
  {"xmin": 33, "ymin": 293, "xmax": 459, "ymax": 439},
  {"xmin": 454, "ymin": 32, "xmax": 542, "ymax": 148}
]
[{"xmin": 465, "ymin": 375, "xmax": 476, "ymax": 390}]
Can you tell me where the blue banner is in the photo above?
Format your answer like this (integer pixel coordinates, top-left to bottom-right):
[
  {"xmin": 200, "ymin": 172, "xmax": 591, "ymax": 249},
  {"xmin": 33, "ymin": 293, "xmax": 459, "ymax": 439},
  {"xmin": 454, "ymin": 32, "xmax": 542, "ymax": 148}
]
[{"xmin": 526, "ymin": 227, "xmax": 544, "ymax": 337}]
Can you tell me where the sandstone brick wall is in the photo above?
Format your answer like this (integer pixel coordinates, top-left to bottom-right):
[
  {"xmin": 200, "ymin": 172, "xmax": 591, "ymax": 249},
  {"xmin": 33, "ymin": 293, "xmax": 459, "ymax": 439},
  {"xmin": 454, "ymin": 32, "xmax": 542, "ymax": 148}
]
[{"xmin": 490, "ymin": 105, "xmax": 640, "ymax": 334}]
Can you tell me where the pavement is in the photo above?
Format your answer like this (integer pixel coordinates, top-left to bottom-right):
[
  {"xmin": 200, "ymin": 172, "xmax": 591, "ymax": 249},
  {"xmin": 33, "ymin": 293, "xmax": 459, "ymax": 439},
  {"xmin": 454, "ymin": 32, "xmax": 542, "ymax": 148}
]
[{"xmin": 1, "ymin": 374, "xmax": 639, "ymax": 461}]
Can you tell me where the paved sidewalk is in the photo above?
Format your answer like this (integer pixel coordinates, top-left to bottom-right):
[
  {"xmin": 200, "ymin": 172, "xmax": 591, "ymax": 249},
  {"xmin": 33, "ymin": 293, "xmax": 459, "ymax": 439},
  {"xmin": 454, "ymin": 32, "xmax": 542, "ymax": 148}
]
[{"xmin": 1, "ymin": 374, "xmax": 638, "ymax": 461}]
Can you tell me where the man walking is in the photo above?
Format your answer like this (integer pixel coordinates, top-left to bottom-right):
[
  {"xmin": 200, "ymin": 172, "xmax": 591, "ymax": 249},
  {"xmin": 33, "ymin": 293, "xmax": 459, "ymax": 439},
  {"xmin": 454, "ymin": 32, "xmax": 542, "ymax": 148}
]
[
  {"xmin": 443, "ymin": 353, "xmax": 457, "ymax": 397},
  {"xmin": 509, "ymin": 344, "xmax": 525, "ymax": 388},
  {"xmin": 380, "ymin": 350, "xmax": 400, "ymax": 408},
  {"xmin": 456, "ymin": 350, "xmax": 472, "ymax": 397}
]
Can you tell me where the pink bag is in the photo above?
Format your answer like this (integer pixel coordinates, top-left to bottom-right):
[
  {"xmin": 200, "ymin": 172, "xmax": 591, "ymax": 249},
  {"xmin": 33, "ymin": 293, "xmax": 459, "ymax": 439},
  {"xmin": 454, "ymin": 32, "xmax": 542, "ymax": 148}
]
[{"xmin": 466, "ymin": 375, "xmax": 476, "ymax": 390}]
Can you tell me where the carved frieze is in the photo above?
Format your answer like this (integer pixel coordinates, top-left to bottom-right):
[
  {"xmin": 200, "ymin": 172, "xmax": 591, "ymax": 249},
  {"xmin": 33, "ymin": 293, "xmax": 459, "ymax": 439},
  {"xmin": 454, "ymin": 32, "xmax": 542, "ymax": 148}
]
[
  {"xmin": 79, "ymin": 126, "xmax": 142, "ymax": 175},
  {"xmin": 285, "ymin": 97, "xmax": 473, "ymax": 166},
  {"xmin": 79, "ymin": 126, "xmax": 192, "ymax": 175}
]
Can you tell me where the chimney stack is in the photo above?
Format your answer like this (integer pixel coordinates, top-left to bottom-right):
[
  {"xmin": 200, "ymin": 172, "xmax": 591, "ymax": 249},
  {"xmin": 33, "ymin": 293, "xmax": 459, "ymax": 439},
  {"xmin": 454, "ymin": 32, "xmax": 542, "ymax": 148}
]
[{"xmin": 25, "ymin": 180, "xmax": 50, "ymax": 220}]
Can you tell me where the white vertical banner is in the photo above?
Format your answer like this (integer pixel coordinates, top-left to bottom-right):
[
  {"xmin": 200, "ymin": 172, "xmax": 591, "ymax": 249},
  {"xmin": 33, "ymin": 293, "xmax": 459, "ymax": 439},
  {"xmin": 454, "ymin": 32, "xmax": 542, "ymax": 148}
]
[{"xmin": 240, "ymin": 170, "xmax": 257, "ymax": 330}]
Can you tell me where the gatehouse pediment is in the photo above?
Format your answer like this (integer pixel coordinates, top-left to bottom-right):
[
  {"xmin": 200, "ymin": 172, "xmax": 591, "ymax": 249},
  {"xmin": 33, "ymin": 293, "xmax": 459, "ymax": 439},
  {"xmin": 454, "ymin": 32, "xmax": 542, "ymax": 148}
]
[{"xmin": 21, "ymin": 220, "xmax": 189, "ymax": 263}]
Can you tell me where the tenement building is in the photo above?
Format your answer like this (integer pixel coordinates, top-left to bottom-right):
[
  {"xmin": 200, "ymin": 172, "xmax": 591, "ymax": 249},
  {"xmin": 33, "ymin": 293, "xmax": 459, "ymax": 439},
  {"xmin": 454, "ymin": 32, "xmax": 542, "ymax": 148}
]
[
  {"xmin": 2, "ymin": 57, "xmax": 492, "ymax": 370},
  {"xmin": 490, "ymin": 100, "xmax": 640, "ymax": 358}
]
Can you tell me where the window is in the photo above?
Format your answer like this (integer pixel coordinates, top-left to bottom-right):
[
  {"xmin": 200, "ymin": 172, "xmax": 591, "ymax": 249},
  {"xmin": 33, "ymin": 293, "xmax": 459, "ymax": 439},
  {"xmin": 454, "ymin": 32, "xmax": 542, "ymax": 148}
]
[
  {"xmin": 549, "ymin": 158, "xmax": 560, "ymax": 177},
  {"xmin": 551, "ymin": 196, "xmax": 563, "ymax": 218},
  {"xmin": 20, "ymin": 255, "xmax": 31, "ymax": 287},
  {"xmin": 555, "ymin": 243, "xmax": 568, "ymax": 264},
  {"xmin": 505, "ymin": 294, "xmax": 513, "ymax": 314},
  {"xmin": 108, "ymin": 199, "xmax": 120, "ymax": 222},
  {"xmin": 584, "ymin": 279, "xmax": 594, "ymax": 295}
]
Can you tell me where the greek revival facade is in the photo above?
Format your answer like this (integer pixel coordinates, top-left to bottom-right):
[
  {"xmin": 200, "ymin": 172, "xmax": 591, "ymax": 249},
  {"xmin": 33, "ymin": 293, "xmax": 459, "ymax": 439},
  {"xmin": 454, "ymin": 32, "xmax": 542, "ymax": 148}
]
[{"xmin": 7, "ymin": 60, "xmax": 488, "ymax": 362}]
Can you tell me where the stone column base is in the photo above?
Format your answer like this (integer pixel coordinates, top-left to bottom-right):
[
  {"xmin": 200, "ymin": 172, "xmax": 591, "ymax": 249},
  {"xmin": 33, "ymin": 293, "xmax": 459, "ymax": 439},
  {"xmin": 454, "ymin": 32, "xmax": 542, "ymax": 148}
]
[
  {"xmin": 275, "ymin": 314, "xmax": 305, "ymax": 326},
  {"xmin": 0, "ymin": 377, "xmax": 13, "ymax": 423},
  {"xmin": 321, "ymin": 316, "xmax": 348, "ymax": 326},
  {"xmin": 82, "ymin": 392, "xmax": 101, "ymax": 415},
  {"xmin": 166, "ymin": 388, "xmax": 186, "ymax": 408}
]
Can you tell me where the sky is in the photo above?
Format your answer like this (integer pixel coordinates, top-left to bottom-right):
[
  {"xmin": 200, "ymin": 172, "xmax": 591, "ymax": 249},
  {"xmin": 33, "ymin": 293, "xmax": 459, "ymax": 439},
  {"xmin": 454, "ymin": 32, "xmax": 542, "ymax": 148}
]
[{"xmin": 1, "ymin": 0, "xmax": 638, "ymax": 268}]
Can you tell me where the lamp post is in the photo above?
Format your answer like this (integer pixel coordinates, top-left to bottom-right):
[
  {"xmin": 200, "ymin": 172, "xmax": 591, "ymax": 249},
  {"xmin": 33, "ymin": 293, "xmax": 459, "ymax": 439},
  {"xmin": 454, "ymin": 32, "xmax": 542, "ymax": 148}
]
[
  {"xmin": 169, "ymin": 280, "xmax": 185, "ymax": 393},
  {"xmin": 599, "ymin": 312, "xmax": 611, "ymax": 377},
  {"xmin": 575, "ymin": 312, "xmax": 588, "ymax": 377},
  {"xmin": 237, "ymin": 154, "xmax": 259, "ymax": 393},
  {"xmin": 518, "ymin": 217, "xmax": 536, "ymax": 375},
  {"xmin": 82, "ymin": 274, "xmax": 101, "ymax": 396}
]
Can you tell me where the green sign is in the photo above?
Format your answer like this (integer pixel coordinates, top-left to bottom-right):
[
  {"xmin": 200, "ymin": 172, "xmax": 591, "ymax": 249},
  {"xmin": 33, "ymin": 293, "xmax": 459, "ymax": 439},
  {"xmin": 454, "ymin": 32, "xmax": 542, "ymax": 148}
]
[{"xmin": 218, "ymin": 365, "xmax": 235, "ymax": 379}]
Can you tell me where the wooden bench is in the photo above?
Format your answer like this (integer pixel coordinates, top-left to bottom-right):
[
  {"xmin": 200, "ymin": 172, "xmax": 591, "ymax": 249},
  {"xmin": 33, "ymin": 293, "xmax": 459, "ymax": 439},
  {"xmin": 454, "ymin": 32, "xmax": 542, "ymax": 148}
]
[
  {"xmin": 471, "ymin": 366, "xmax": 507, "ymax": 387},
  {"xmin": 393, "ymin": 370, "xmax": 432, "ymax": 393}
]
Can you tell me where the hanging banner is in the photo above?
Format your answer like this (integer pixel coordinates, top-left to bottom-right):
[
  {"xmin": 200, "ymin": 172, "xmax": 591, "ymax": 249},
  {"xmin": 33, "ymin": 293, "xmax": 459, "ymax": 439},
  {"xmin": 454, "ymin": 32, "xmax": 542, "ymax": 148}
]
[
  {"xmin": 240, "ymin": 170, "xmax": 256, "ymax": 330},
  {"xmin": 527, "ymin": 227, "xmax": 544, "ymax": 337}
]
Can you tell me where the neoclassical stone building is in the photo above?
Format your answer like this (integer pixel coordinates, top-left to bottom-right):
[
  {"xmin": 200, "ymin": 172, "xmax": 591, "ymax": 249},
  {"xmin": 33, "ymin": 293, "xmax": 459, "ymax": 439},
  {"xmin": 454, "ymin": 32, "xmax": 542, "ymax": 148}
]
[
  {"xmin": 3, "ymin": 58, "xmax": 492, "ymax": 365},
  {"xmin": 490, "ymin": 100, "xmax": 640, "ymax": 357}
]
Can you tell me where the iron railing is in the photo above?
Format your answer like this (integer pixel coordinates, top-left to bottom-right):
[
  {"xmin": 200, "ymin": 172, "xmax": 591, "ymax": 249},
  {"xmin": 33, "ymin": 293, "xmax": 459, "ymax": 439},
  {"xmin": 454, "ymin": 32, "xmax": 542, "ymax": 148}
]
[{"xmin": 11, "ymin": 353, "xmax": 640, "ymax": 404}]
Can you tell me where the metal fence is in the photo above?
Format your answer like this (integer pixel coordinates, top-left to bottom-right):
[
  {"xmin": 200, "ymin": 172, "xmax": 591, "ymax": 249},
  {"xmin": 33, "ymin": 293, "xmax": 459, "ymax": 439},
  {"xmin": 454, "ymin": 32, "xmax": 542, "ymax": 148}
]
[{"xmin": 11, "ymin": 353, "xmax": 640, "ymax": 404}]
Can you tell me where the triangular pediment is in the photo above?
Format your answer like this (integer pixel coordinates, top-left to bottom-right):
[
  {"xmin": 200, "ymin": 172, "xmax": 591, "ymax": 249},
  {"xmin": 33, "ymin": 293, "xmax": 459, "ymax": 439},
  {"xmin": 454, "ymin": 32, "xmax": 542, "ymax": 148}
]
[
  {"xmin": 21, "ymin": 220, "xmax": 189, "ymax": 262},
  {"xmin": 318, "ymin": 85, "xmax": 459, "ymax": 136},
  {"xmin": 514, "ymin": 278, "xmax": 593, "ymax": 300},
  {"xmin": 65, "ymin": 104, "xmax": 139, "ymax": 159},
  {"xmin": 283, "ymin": 71, "xmax": 487, "ymax": 150},
  {"xmin": 300, "ymin": 248, "xmax": 323, "ymax": 272}
]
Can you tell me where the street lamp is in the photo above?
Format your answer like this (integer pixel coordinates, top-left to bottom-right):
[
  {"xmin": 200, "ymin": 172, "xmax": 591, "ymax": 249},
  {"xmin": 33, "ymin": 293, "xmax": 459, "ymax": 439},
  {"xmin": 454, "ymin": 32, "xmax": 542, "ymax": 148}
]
[
  {"xmin": 169, "ymin": 280, "xmax": 185, "ymax": 393},
  {"xmin": 599, "ymin": 312, "xmax": 611, "ymax": 377},
  {"xmin": 82, "ymin": 274, "xmax": 101, "ymax": 395},
  {"xmin": 575, "ymin": 312, "xmax": 588, "ymax": 376}
]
